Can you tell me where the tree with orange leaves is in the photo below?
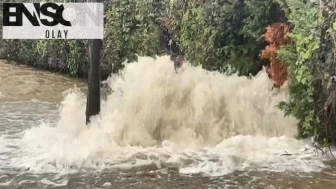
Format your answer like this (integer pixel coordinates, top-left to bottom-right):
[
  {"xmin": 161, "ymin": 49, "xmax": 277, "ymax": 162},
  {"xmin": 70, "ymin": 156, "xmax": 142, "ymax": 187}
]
[{"xmin": 261, "ymin": 23, "xmax": 292, "ymax": 87}]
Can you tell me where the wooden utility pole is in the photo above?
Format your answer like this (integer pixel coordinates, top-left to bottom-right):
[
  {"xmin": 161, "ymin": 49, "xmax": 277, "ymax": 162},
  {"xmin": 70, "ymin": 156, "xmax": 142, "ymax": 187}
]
[{"xmin": 86, "ymin": 0, "xmax": 101, "ymax": 124}]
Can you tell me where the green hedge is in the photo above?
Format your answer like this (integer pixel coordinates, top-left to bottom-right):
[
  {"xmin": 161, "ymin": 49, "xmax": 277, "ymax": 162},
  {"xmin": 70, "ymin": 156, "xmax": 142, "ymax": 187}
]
[
  {"xmin": 0, "ymin": 0, "xmax": 274, "ymax": 78},
  {"xmin": 170, "ymin": 0, "xmax": 273, "ymax": 75}
]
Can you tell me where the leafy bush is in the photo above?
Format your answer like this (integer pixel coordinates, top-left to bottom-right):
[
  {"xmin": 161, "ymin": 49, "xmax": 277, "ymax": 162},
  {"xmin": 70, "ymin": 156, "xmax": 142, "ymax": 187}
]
[
  {"xmin": 1, "ymin": 0, "xmax": 274, "ymax": 78},
  {"xmin": 277, "ymin": 0, "xmax": 322, "ymax": 138},
  {"xmin": 169, "ymin": 0, "xmax": 273, "ymax": 75},
  {"xmin": 103, "ymin": 0, "xmax": 169, "ymax": 74}
]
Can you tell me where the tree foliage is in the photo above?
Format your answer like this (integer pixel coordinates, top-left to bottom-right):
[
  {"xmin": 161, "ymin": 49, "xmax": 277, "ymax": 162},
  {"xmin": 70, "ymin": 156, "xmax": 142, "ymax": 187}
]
[
  {"xmin": 168, "ymin": 0, "xmax": 273, "ymax": 75},
  {"xmin": 0, "ymin": 0, "xmax": 274, "ymax": 77},
  {"xmin": 103, "ymin": 0, "xmax": 168, "ymax": 74},
  {"xmin": 315, "ymin": 0, "xmax": 336, "ymax": 144},
  {"xmin": 277, "ymin": 0, "xmax": 322, "ymax": 138}
]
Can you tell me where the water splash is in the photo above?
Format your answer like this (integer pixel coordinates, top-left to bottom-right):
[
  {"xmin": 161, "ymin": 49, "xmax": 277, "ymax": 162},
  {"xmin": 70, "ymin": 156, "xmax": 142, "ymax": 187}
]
[{"xmin": 1, "ymin": 56, "xmax": 331, "ymax": 176}]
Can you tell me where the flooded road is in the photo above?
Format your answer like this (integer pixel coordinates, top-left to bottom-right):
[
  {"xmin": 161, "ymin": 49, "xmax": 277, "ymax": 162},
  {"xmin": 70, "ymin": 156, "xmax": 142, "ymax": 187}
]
[
  {"xmin": 0, "ymin": 60, "xmax": 87, "ymax": 102},
  {"xmin": 0, "ymin": 57, "xmax": 336, "ymax": 189}
]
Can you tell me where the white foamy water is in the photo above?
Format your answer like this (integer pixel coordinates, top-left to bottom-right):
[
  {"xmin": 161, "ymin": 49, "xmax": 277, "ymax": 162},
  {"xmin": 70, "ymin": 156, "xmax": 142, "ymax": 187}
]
[{"xmin": 0, "ymin": 56, "xmax": 332, "ymax": 178}]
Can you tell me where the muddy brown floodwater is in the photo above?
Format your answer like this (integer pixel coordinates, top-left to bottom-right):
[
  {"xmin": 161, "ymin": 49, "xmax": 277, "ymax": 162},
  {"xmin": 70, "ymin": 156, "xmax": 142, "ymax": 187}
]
[{"xmin": 1, "ymin": 59, "xmax": 336, "ymax": 189}]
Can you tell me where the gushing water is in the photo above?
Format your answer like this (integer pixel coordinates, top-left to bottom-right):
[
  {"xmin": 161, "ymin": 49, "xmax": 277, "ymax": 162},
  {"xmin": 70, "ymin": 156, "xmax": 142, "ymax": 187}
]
[{"xmin": 0, "ymin": 57, "xmax": 334, "ymax": 188}]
